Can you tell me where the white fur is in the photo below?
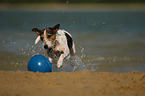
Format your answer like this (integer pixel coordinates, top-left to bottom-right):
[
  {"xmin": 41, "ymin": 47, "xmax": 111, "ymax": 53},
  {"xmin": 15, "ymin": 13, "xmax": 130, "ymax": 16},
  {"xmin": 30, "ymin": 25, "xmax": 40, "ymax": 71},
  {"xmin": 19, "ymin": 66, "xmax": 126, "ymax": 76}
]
[
  {"xmin": 35, "ymin": 36, "xmax": 40, "ymax": 44},
  {"xmin": 44, "ymin": 30, "xmax": 47, "ymax": 39}
]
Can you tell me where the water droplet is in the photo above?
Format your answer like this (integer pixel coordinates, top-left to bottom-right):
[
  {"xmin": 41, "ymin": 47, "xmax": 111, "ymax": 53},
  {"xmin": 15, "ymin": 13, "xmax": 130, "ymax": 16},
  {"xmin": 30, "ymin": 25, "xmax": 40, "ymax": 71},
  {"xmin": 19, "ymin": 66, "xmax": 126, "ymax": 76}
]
[
  {"xmin": 2, "ymin": 41, "xmax": 5, "ymax": 43},
  {"xmin": 73, "ymin": 21, "xmax": 75, "ymax": 24},
  {"xmin": 103, "ymin": 22, "xmax": 105, "ymax": 24}
]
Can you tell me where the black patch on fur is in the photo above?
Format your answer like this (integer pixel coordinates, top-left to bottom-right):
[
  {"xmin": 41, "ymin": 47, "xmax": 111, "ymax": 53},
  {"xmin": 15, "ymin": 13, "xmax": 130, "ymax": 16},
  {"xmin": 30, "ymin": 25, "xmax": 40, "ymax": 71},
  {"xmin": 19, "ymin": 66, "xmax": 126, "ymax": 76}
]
[{"xmin": 65, "ymin": 32, "xmax": 73, "ymax": 49}]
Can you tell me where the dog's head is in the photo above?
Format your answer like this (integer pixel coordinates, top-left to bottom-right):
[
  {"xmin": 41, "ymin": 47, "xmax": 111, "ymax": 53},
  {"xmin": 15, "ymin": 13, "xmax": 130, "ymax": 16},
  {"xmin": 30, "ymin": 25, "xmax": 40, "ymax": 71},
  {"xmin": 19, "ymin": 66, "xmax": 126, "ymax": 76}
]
[{"xmin": 32, "ymin": 24, "xmax": 60, "ymax": 51}]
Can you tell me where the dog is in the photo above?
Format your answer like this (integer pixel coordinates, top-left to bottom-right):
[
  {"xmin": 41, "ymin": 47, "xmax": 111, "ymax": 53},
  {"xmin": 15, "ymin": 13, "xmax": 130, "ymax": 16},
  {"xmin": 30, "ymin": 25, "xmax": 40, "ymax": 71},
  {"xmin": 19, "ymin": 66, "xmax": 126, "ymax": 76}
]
[{"xmin": 32, "ymin": 24, "xmax": 75, "ymax": 68}]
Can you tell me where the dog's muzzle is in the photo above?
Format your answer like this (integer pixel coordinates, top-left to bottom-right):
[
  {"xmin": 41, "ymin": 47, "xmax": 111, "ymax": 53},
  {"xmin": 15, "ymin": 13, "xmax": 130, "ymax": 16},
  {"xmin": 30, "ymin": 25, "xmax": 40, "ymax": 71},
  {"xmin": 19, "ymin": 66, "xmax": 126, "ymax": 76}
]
[
  {"xmin": 44, "ymin": 45, "xmax": 53, "ymax": 52},
  {"xmin": 48, "ymin": 48, "xmax": 53, "ymax": 52}
]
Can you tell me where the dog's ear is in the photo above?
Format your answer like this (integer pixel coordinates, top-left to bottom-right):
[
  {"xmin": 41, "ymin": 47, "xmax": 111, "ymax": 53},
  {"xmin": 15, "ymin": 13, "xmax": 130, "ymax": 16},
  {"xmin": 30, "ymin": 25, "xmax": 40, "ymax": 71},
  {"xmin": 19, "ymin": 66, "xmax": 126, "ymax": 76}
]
[
  {"xmin": 53, "ymin": 24, "xmax": 60, "ymax": 32},
  {"xmin": 32, "ymin": 28, "xmax": 42, "ymax": 36},
  {"xmin": 35, "ymin": 36, "xmax": 41, "ymax": 44}
]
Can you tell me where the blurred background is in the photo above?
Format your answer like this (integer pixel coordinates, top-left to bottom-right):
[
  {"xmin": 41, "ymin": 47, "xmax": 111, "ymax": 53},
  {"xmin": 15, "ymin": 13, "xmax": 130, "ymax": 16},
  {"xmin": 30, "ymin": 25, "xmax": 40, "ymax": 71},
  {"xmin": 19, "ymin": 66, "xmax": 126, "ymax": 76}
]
[
  {"xmin": 0, "ymin": 0, "xmax": 145, "ymax": 72},
  {"xmin": 0, "ymin": 0, "xmax": 145, "ymax": 3}
]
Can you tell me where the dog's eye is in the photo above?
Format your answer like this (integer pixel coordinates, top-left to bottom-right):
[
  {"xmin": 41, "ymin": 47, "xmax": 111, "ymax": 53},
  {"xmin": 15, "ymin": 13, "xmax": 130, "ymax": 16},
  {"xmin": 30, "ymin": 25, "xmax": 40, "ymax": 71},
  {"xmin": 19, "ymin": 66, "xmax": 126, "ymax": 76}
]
[
  {"xmin": 40, "ymin": 37, "xmax": 43, "ymax": 41},
  {"xmin": 47, "ymin": 35, "xmax": 51, "ymax": 38}
]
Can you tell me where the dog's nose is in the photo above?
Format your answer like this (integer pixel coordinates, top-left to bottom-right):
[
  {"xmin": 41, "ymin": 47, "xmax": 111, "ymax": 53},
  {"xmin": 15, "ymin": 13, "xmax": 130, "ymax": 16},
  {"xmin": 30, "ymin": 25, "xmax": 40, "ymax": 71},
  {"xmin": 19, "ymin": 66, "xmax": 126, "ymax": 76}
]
[{"xmin": 44, "ymin": 45, "xmax": 48, "ymax": 49}]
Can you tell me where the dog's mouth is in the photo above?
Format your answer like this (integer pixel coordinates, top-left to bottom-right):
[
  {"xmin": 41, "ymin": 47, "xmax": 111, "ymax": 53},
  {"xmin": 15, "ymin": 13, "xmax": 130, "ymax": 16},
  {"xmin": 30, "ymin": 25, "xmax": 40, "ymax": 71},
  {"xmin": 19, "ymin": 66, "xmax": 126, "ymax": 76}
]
[
  {"xmin": 48, "ymin": 48, "xmax": 53, "ymax": 52},
  {"xmin": 44, "ymin": 45, "xmax": 53, "ymax": 52}
]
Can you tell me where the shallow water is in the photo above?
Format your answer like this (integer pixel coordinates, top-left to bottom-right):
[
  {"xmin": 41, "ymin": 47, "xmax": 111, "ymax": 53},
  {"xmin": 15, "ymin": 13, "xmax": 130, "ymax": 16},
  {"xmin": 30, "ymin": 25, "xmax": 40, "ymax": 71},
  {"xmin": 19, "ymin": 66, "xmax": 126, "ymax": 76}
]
[{"xmin": 0, "ymin": 11, "xmax": 145, "ymax": 72}]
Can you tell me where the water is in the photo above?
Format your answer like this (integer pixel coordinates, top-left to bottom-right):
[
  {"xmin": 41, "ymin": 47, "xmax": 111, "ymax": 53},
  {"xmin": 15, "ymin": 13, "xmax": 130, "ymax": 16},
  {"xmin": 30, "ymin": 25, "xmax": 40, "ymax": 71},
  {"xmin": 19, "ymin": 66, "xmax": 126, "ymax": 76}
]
[{"xmin": 0, "ymin": 10, "xmax": 145, "ymax": 72}]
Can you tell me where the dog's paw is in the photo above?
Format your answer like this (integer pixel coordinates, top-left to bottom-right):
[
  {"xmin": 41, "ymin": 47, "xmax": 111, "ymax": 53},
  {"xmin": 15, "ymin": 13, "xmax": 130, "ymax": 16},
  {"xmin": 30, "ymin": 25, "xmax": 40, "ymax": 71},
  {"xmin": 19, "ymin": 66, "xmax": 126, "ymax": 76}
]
[
  {"xmin": 57, "ymin": 61, "xmax": 62, "ymax": 68},
  {"xmin": 48, "ymin": 57, "xmax": 53, "ymax": 63}
]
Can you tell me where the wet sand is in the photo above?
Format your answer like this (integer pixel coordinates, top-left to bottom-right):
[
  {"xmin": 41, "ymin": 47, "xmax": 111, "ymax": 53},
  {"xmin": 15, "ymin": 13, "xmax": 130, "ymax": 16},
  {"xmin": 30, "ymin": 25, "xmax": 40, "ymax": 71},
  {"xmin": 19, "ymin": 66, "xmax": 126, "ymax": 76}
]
[{"xmin": 0, "ymin": 71, "xmax": 144, "ymax": 96}]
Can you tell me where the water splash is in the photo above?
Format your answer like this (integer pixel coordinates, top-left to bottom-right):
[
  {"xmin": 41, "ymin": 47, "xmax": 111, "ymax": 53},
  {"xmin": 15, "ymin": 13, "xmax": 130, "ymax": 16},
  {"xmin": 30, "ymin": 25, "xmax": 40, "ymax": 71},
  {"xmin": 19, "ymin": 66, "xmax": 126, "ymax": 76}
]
[
  {"xmin": 10, "ymin": 41, "xmax": 96, "ymax": 72},
  {"xmin": 53, "ymin": 46, "xmax": 96, "ymax": 72},
  {"xmin": 12, "ymin": 43, "xmax": 46, "ymax": 70}
]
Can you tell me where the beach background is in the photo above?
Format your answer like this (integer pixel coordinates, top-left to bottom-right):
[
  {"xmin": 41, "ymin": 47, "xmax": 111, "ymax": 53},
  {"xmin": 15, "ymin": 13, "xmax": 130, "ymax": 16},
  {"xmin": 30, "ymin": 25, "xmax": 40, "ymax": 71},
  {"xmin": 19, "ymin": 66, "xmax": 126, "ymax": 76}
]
[{"xmin": 0, "ymin": 0, "xmax": 145, "ymax": 96}]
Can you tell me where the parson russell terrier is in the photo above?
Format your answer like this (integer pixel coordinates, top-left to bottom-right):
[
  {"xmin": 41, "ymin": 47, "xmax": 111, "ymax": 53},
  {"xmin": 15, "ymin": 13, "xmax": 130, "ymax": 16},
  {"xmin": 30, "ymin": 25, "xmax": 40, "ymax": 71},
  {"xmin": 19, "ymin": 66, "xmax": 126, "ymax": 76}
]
[{"xmin": 32, "ymin": 24, "xmax": 75, "ymax": 68}]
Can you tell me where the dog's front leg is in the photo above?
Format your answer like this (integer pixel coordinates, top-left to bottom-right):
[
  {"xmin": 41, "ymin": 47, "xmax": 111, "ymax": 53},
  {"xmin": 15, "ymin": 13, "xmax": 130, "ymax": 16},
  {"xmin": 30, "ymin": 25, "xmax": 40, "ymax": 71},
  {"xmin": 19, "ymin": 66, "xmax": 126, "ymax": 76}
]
[
  {"xmin": 47, "ymin": 51, "xmax": 54, "ymax": 64},
  {"xmin": 57, "ymin": 51, "xmax": 69, "ymax": 68},
  {"xmin": 48, "ymin": 57, "xmax": 53, "ymax": 63}
]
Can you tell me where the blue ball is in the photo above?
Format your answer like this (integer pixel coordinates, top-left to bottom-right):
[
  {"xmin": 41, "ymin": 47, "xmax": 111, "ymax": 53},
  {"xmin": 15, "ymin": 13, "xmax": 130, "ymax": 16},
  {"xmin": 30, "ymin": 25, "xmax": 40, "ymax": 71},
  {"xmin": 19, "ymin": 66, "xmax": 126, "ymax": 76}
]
[{"xmin": 28, "ymin": 55, "xmax": 52, "ymax": 73}]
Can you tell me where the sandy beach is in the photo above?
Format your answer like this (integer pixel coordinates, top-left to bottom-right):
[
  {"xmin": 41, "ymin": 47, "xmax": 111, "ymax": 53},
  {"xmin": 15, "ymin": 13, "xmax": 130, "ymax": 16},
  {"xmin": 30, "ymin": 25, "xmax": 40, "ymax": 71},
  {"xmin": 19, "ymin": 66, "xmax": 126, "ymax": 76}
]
[{"xmin": 0, "ymin": 71, "xmax": 144, "ymax": 96}]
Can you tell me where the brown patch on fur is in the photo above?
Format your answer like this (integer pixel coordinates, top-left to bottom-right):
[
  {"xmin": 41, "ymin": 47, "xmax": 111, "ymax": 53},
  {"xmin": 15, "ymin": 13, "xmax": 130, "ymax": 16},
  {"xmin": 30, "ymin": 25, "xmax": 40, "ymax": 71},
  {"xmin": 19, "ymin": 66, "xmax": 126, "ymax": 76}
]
[
  {"xmin": 32, "ymin": 24, "xmax": 60, "ymax": 43},
  {"xmin": 40, "ymin": 33, "xmax": 56, "ymax": 43},
  {"xmin": 53, "ymin": 24, "xmax": 60, "ymax": 32},
  {"xmin": 32, "ymin": 28, "xmax": 42, "ymax": 35},
  {"xmin": 49, "ymin": 34, "xmax": 56, "ymax": 43},
  {"xmin": 32, "ymin": 24, "xmax": 60, "ymax": 36}
]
